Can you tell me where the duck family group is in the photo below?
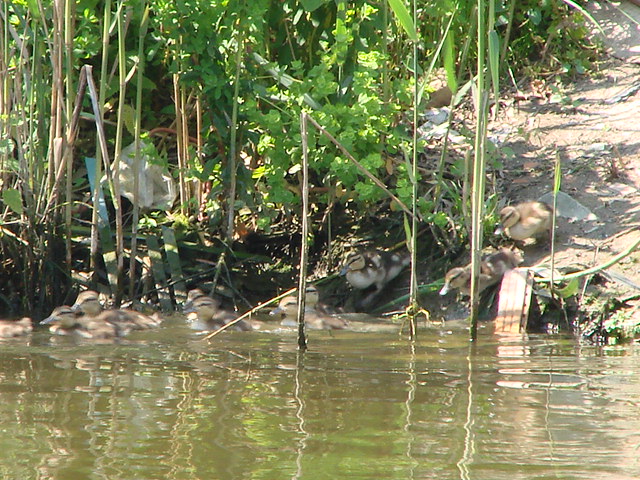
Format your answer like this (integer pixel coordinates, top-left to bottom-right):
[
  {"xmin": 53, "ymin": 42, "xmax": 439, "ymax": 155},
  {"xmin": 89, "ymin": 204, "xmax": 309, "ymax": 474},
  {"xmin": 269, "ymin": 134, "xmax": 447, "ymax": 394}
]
[{"xmin": 0, "ymin": 201, "xmax": 553, "ymax": 338}]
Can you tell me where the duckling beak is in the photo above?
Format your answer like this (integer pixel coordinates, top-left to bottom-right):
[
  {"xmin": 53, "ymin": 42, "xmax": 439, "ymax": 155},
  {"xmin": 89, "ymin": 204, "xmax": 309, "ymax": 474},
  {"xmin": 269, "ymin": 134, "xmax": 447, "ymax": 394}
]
[
  {"xmin": 40, "ymin": 315, "xmax": 56, "ymax": 325},
  {"xmin": 439, "ymin": 284, "xmax": 451, "ymax": 296}
]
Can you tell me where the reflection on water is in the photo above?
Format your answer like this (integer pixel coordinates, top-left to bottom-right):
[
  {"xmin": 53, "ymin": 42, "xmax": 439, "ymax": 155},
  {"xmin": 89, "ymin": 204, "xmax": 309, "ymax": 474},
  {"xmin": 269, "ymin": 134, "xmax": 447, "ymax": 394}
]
[{"xmin": 1, "ymin": 316, "xmax": 640, "ymax": 479}]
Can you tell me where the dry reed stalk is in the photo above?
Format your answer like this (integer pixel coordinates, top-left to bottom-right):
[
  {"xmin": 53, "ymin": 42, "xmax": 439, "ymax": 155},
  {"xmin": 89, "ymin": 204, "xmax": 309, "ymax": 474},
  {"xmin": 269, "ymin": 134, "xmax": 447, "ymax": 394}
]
[{"xmin": 297, "ymin": 112, "xmax": 310, "ymax": 350}]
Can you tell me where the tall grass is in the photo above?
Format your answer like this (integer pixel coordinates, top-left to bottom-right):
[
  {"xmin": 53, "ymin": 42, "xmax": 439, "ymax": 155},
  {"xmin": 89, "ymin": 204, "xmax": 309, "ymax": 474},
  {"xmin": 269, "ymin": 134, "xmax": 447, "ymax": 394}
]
[
  {"xmin": 91, "ymin": 0, "xmax": 112, "ymax": 276},
  {"xmin": 0, "ymin": 1, "xmax": 582, "ymax": 323},
  {"xmin": 130, "ymin": 4, "xmax": 150, "ymax": 299},
  {"xmin": 0, "ymin": 1, "xmax": 72, "ymax": 313},
  {"xmin": 467, "ymin": 0, "xmax": 499, "ymax": 339},
  {"xmin": 387, "ymin": 0, "xmax": 420, "ymax": 337},
  {"xmin": 112, "ymin": 1, "xmax": 127, "ymax": 302}
]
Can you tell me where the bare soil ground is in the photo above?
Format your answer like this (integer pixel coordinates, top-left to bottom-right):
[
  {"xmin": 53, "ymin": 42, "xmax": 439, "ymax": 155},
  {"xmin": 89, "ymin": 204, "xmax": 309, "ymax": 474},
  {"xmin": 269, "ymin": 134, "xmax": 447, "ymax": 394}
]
[
  {"xmin": 434, "ymin": 2, "xmax": 640, "ymax": 334},
  {"xmin": 492, "ymin": 55, "xmax": 640, "ymax": 332}
]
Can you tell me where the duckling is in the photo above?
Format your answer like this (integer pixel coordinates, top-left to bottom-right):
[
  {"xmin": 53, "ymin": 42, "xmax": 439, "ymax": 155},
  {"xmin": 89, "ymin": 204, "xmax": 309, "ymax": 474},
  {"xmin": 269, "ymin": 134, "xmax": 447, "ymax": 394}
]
[
  {"xmin": 340, "ymin": 250, "xmax": 410, "ymax": 309},
  {"xmin": 186, "ymin": 288, "xmax": 208, "ymax": 303},
  {"xmin": 341, "ymin": 250, "xmax": 410, "ymax": 291},
  {"xmin": 495, "ymin": 201, "xmax": 553, "ymax": 242},
  {"xmin": 183, "ymin": 292, "xmax": 252, "ymax": 332},
  {"xmin": 0, "ymin": 317, "xmax": 32, "ymax": 338},
  {"xmin": 439, "ymin": 266, "xmax": 494, "ymax": 297},
  {"xmin": 439, "ymin": 248, "xmax": 522, "ymax": 296},
  {"xmin": 41, "ymin": 306, "xmax": 120, "ymax": 339},
  {"xmin": 270, "ymin": 289, "xmax": 347, "ymax": 330},
  {"xmin": 484, "ymin": 248, "xmax": 523, "ymax": 275},
  {"xmin": 72, "ymin": 290, "xmax": 161, "ymax": 331}
]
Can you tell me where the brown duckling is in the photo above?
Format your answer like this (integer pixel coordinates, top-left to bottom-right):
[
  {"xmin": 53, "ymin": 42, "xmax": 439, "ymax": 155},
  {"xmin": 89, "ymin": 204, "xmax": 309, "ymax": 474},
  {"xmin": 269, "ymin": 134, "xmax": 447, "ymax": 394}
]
[
  {"xmin": 186, "ymin": 288, "xmax": 208, "ymax": 303},
  {"xmin": 183, "ymin": 291, "xmax": 252, "ymax": 332},
  {"xmin": 270, "ymin": 289, "xmax": 347, "ymax": 330},
  {"xmin": 341, "ymin": 250, "xmax": 410, "ymax": 291},
  {"xmin": 495, "ymin": 201, "xmax": 553, "ymax": 242},
  {"xmin": 340, "ymin": 250, "xmax": 410, "ymax": 309},
  {"xmin": 0, "ymin": 317, "xmax": 32, "ymax": 338},
  {"xmin": 439, "ymin": 248, "xmax": 522, "ymax": 296},
  {"xmin": 41, "ymin": 306, "xmax": 121, "ymax": 339},
  {"xmin": 72, "ymin": 290, "xmax": 161, "ymax": 331}
]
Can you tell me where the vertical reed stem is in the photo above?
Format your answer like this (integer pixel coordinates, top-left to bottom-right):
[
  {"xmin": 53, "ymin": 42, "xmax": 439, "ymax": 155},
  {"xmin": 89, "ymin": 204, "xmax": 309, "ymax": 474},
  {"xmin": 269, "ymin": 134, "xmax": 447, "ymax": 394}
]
[
  {"xmin": 469, "ymin": 0, "xmax": 489, "ymax": 340},
  {"xmin": 112, "ymin": 1, "xmax": 126, "ymax": 302},
  {"xmin": 196, "ymin": 95, "xmax": 203, "ymax": 214},
  {"xmin": 297, "ymin": 112, "xmax": 310, "ymax": 351},
  {"xmin": 63, "ymin": 0, "xmax": 74, "ymax": 268},
  {"xmin": 91, "ymin": 0, "xmax": 111, "ymax": 274},
  {"xmin": 408, "ymin": 0, "xmax": 418, "ymax": 338},
  {"xmin": 179, "ymin": 81, "xmax": 189, "ymax": 212},
  {"xmin": 47, "ymin": 0, "xmax": 64, "ymax": 199},
  {"xmin": 0, "ymin": 2, "xmax": 8, "ymax": 180},
  {"xmin": 550, "ymin": 150, "xmax": 561, "ymax": 301},
  {"xmin": 129, "ymin": 4, "xmax": 149, "ymax": 299},
  {"xmin": 225, "ymin": 22, "xmax": 244, "ymax": 242},
  {"xmin": 173, "ymin": 70, "xmax": 186, "ymax": 212}
]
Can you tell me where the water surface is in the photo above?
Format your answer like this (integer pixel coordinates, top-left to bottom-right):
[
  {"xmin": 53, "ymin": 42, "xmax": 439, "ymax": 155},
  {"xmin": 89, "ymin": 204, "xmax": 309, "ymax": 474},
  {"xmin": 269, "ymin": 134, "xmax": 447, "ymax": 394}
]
[{"xmin": 1, "ymin": 316, "xmax": 639, "ymax": 479}]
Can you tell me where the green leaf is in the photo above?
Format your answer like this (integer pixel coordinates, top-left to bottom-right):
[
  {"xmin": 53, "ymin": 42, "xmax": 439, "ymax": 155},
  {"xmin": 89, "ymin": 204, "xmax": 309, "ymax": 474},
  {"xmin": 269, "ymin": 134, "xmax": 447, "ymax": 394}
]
[
  {"xmin": 443, "ymin": 30, "xmax": 457, "ymax": 92},
  {"xmin": 300, "ymin": 0, "xmax": 329, "ymax": 13},
  {"xmin": 553, "ymin": 152, "xmax": 562, "ymax": 193},
  {"xmin": 556, "ymin": 278, "xmax": 579, "ymax": 299},
  {"xmin": 122, "ymin": 104, "xmax": 137, "ymax": 135},
  {"xmin": 488, "ymin": 30, "xmax": 500, "ymax": 105},
  {"xmin": 403, "ymin": 213, "xmax": 411, "ymax": 245},
  {"xmin": 387, "ymin": 0, "xmax": 419, "ymax": 42},
  {"xmin": 3, "ymin": 188, "xmax": 24, "ymax": 215},
  {"xmin": 25, "ymin": 0, "xmax": 41, "ymax": 21}
]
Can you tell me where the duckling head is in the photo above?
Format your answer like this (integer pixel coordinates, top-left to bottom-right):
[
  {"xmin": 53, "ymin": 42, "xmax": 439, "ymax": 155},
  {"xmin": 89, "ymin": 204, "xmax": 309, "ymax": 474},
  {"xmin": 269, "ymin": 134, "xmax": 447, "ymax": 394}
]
[
  {"xmin": 439, "ymin": 267, "xmax": 469, "ymax": 296},
  {"xmin": 495, "ymin": 206, "xmax": 520, "ymax": 234},
  {"xmin": 183, "ymin": 289, "xmax": 213, "ymax": 313},
  {"xmin": 270, "ymin": 293, "xmax": 344, "ymax": 329},
  {"xmin": 270, "ymin": 296, "xmax": 299, "ymax": 317},
  {"xmin": 183, "ymin": 295, "xmax": 221, "ymax": 321},
  {"xmin": 340, "ymin": 253, "xmax": 367, "ymax": 276},
  {"xmin": 495, "ymin": 202, "xmax": 553, "ymax": 240},
  {"xmin": 302, "ymin": 285, "xmax": 319, "ymax": 307},
  {"xmin": 187, "ymin": 288, "xmax": 208, "ymax": 303},
  {"xmin": 42, "ymin": 306, "xmax": 81, "ymax": 329},
  {"xmin": 340, "ymin": 252, "xmax": 384, "ymax": 290},
  {"xmin": 72, "ymin": 290, "xmax": 103, "ymax": 316},
  {"xmin": 269, "ymin": 285, "xmax": 319, "ymax": 317}
]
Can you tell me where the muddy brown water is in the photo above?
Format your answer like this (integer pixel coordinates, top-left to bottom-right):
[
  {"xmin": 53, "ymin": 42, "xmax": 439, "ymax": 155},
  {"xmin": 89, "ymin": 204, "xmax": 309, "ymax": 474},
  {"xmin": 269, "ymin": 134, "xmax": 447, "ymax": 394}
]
[{"xmin": 1, "ymin": 314, "xmax": 639, "ymax": 479}]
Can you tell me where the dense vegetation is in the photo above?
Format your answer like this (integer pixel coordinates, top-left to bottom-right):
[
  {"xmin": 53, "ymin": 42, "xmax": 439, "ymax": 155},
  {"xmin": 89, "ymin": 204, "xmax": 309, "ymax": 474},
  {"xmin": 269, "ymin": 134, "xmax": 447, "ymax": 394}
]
[{"xmin": 0, "ymin": 0, "xmax": 596, "ymax": 315}]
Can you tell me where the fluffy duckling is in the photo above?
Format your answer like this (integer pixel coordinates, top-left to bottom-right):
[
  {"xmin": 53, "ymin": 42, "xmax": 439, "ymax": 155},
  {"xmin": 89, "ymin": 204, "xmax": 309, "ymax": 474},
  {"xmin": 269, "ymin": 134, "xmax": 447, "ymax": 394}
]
[
  {"xmin": 183, "ymin": 292, "xmax": 252, "ymax": 332},
  {"xmin": 484, "ymin": 248, "xmax": 523, "ymax": 275},
  {"xmin": 0, "ymin": 317, "xmax": 32, "ymax": 338},
  {"xmin": 270, "ymin": 287, "xmax": 347, "ymax": 330},
  {"xmin": 439, "ymin": 266, "xmax": 494, "ymax": 297},
  {"xmin": 72, "ymin": 290, "xmax": 161, "ymax": 331},
  {"xmin": 495, "ymin": 201, "xmax": 553, "ymax": 242},
  {"xmin": 186, "ymin": 288, "xmax": 207, "ymax": 303},
  {"xmin": 341, "ymin": 250, "xmax": 410, "ymax": 292},
  {"xmin": 41, "ymin": 306, "xmax": 121, "ymax": 339},
  {"xmin": 439, "ymin": 249, "xmax": 522, "ymax": 296}
]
